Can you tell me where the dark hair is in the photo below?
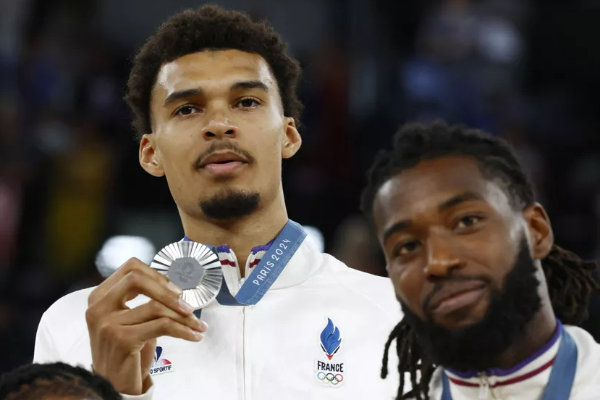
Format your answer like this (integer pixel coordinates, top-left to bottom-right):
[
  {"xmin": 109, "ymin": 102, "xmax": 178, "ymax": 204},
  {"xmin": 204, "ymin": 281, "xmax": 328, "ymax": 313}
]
[
  {"xmin": 0, "ymin": 362, "xmax": 121, "ymax": 400},
  {"xmin": 125, "ymin": 4, "xmax": 303, "ymax": 140},
  {"xmin": 361, "ymin": 121, "xmax": 599, "ymax": 400}
]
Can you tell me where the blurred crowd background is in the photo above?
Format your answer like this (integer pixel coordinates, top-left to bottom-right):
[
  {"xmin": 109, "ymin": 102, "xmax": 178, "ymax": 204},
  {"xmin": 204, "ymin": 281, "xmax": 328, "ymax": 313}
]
[{"xmin": 1, "ymin": 0, "xmax": 599, "ymax": 374}]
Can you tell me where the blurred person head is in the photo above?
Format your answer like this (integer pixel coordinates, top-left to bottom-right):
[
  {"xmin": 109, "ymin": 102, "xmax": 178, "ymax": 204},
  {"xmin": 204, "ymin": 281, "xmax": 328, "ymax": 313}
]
[
  {"xmin": 416, "ymin": 0, "xmax": 476, "ymax": 63},
  {"xmin": 0, "ymin": 362, "xmax": 121, "ymax": 400},
  {"xmin": 361, "ymin": 121, "xmax": 599, "ymax": 400},
  {"xmin": 331, "ymin": 215, "xmax": 386, "ymax": 276},
  {"xmin": 125, "ymin": 5, "xmax": 302, "ymax": 223}
]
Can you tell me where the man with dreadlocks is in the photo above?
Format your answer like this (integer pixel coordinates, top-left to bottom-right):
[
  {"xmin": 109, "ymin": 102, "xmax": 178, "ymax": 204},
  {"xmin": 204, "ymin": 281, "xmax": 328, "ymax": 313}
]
[
  {"xmin": 361, "ymin": 121, "xmax": 600, "ymax": 400},
  {"xmin": 0, "ymin": 362, "xmax": 121, "ymax": 400}
]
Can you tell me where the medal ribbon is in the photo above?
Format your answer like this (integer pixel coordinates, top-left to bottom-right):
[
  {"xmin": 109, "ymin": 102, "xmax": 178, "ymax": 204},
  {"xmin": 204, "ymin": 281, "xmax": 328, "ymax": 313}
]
[
  {"xmin": 441, "ymin": 322, "xmax": 577, "ymax": 400},
  {"xmin": 184, "ymin": 220, "xmax": 306, "ymax": 313}
]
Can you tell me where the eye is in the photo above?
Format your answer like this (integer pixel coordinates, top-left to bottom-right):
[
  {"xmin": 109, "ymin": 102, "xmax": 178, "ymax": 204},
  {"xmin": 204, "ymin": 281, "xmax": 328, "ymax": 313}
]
[
  {"xmin": 393, "ymin": 240, "xmax": 421, "ymax": 258},
  {"xmin": 455, "ymin": 215, "xmax": 481, "ymax": 230},
  {"xmin": 175, "ymin": 105, "xmax": 200, "ymax": 116},
  {"xmin": 235, "ymin": 98, "xmax": 260, "ymax": 108}
]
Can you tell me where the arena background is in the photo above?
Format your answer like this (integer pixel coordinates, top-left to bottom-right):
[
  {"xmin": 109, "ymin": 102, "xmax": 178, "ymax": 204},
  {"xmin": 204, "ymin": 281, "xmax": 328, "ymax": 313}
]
[{"xmin": 1, "ymin": 0, "xmax": 599, "ymax": 374}]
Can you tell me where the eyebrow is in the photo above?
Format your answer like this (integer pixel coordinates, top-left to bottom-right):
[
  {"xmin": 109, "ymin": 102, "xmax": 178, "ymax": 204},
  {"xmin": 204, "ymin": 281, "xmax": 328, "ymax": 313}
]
[
  {"xmin": 163, "ymin": 80, "xmax": 269, "ymax": 107},
  {"xmin": 164, "ymin": 88, "xmax": 203, "ymax": 106},
  {"xmin": 438, "ymin": 191, "xmax": 484, "ymax": 212},
  {"xmin": 382, "ymin": 191, "xmax": 484, "ymax": 244},
  {"xmin": 230, "ymin": 80, "xmax": 269, "ymax": 93},
  {"xmin": 383, "ymin": 220, "xmax": 412, "ymax": 245}
]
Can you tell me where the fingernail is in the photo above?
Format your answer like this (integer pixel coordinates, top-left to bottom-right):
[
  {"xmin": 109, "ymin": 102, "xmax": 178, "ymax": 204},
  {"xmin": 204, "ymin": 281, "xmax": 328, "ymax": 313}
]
[
  {"xmin": 178, "ymin": 299, "xmax": 194, "ymax": 313},
  {"xmin": 193, "ymin": 331, "xmax": 204, "ymax": 341},
  {"xmin": 168, "ymin": 281, "xmax": 183, "ymax": 295},
  {"xmin": 196, "ymin": 319, "xmax": 208, "ymax": 331}
]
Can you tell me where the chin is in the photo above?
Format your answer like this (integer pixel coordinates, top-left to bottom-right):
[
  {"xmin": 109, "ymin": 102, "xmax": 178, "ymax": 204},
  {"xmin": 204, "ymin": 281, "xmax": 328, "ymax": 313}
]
[
  {"xmin": 434, "ymin": 314, "xmax": 485, "ymax": 332},
  {"xmin": 202, "ymin": 182, "xmax": 253, "ymax": 195},
  {"xmin": 431, "ymin": 298, "xmax": 491, "ymax": 331}
]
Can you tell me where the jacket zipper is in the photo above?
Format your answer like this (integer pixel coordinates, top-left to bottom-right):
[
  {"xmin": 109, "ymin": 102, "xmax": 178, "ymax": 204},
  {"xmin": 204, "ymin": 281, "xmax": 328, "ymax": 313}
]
[
  {"xmin": 240, "ymin": 277, "xmax": 246, "ymax": 400},
  {"xmin": 242, "ymin": 306, "xmax": 247, "ymax": 400},
  {"xmin": 479, "ymin": 372, "xmax": 490, "ymax": 399}
]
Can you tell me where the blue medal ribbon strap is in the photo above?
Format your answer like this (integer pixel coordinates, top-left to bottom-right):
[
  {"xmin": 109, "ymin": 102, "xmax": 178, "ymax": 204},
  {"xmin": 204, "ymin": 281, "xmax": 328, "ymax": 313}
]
[
  {"xmin": 192, "ymin": 220, "xmax": 305, "ymax": 319},
  {"xmin": 216, "ymin": 220, "xmax": 306, "ymax": 306},
  {"xmin": 441, "ymin": 323, "xmax": 578, "ymax": 400},
  {"xmin": 541, "ymin": 324, "xmax": 578, "ymax": 400},
  {"xmin": 441, "ymin": 371, "xmax": 452, "ymax": 400}
]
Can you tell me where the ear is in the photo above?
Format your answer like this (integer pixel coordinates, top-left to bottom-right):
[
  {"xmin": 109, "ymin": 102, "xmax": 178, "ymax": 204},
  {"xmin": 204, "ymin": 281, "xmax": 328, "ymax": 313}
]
[
  {"xmin": 523, "ymin": 203, "xmax": 554, "ymax": 260},
  {"xmin": 139, "ymin": 134, "xmax": 165, "ymax": 177},
  {"xmin": 281, "ymin": 117, "xmax": 301, "ymax": 159}
]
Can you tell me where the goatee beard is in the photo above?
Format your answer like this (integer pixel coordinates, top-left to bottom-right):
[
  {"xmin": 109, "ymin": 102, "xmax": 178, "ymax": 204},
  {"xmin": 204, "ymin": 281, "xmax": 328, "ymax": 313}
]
[
  {"xmin": 401, "ymin": 237, "xmax": 542, "ymax": 371},
  {"xmin": 200, "ymin": 189, "xmax": 260, "ymax": 220}
]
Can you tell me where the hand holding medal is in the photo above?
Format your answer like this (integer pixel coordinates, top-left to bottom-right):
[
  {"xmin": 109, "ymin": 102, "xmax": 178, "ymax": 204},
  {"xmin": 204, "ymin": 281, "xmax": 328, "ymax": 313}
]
[{"xmin": 86, "ymin": 253, "xmax": 208, "ymax": 395}]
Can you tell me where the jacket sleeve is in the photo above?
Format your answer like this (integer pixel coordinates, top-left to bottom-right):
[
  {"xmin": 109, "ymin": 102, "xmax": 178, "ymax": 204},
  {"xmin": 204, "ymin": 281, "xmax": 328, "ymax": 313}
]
[
  {"xmin": 33, "ymin": 311, "xmax": 61, "ymax": 363},
  {"xmin": 121, "ymin": 385, "xmax": 154, "ymax": 400}
]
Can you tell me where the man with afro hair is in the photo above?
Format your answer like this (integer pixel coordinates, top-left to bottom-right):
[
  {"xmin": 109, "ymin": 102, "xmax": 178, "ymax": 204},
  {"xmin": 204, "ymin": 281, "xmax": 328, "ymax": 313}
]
[{"xmin": 33, "ymin": 5, "xmax": 400, "ymax": 400}]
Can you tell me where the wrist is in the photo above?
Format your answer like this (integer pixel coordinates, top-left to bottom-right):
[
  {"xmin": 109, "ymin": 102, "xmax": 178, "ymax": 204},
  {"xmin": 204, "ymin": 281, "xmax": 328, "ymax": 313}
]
[{"xmin": 142, "ymin": 374, "xmax": 153, "ymax": 394}]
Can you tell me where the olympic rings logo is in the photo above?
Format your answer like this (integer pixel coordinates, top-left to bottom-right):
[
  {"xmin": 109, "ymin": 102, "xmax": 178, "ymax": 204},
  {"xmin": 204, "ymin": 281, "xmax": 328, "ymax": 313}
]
[{"xmin": 317, "ymin": 371, "xmax": 344, "ymax": 385}]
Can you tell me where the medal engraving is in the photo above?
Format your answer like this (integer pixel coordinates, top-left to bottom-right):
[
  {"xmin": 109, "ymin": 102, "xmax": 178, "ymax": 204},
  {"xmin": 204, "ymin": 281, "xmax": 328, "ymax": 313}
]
[{"xmin": 168, "ymin": 257, "xmax": 205, "ymax": 289}]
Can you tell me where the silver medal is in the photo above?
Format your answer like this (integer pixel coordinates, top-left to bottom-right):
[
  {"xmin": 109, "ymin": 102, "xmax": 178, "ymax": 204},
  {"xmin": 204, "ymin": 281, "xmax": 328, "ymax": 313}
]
[{"xmin": 150, "ymin": 241, "xmax": 222, "ymax": 310}]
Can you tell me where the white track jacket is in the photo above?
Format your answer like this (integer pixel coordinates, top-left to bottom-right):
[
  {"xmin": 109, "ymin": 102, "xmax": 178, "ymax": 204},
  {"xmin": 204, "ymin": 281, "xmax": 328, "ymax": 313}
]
[{"xmin": 34, "ymin": 239, "xmax": 401, "ymax": 399}]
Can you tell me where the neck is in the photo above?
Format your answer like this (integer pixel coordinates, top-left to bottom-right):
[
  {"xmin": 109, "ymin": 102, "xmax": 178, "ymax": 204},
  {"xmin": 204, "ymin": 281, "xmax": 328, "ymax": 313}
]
[
  {"xmin": 442, "ymin": 305, "xmax": 557, "ymax": 373},
  {"xmin": 180, "ymin": 189, "xmax": 288, "ymax": 273},
  {"xmin": 488, "ymin": 304, "xmax": 557, "ymax": 371}
]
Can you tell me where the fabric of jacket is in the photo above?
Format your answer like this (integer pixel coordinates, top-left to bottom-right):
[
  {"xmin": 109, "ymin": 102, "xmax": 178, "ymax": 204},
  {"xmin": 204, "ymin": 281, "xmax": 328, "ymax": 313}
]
[
  {"xmin": 426, "ymin": 325, "xmax": 600, "ymax": 400},
  {"xmin": 34, "ymin": 239, "xmax": 402, "ymax": 399}
]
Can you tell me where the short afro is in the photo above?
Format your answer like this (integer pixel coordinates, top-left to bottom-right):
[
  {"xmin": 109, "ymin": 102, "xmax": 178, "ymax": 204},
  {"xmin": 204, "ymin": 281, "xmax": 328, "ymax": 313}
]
[
  {"xmin": 0, "ymin": 362, "xmax": 121, "ymax": 400},
  {"xmin": 125, "ymin": 4, "xmax": 303, "ymax": 140}
]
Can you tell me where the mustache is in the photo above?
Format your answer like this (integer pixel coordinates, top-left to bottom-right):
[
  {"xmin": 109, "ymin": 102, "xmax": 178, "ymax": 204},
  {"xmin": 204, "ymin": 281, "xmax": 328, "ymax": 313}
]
[
  {"xmin": 195, "ymin": 142, "xmax": 255, "ymax": 166},
  {"xmin": 423, "ymin": 275, "xmax": 493, "ymax": 314}
]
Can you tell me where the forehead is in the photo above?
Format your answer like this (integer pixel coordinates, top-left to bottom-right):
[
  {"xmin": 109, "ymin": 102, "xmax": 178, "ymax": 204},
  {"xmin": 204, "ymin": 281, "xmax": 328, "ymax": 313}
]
[
  {"xmin": 153, "ymin": 49, "xmax": 277, "ymax": 99},
  {"xmin": 373, "ymin": 156, "xmax": 512, "ymax": 231}
]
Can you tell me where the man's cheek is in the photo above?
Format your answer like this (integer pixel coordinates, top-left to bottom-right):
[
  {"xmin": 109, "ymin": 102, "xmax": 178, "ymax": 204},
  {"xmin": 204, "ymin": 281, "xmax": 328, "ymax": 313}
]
[{"xmin": 391, "ymin": 268, "xmax": 417, "ymax": 306}]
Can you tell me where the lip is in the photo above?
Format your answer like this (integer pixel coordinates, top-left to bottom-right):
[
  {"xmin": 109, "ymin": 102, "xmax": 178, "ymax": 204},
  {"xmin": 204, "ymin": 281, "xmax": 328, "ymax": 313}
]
[
  {"xmin": 203, "ymin": 161, "xmax": 247, "ymax": 175},
  {"xmin": 198, "ymin": 151, "xmax": 248, "ymax": 168},
  {"xmin": 428, "ymin": 281, "xmax": 487, "ymax": 315}
]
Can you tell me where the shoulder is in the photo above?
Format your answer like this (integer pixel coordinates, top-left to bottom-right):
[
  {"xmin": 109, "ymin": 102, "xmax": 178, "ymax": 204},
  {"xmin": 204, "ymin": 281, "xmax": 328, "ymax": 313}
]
[
  {"xmin": 564, "ymin": 325, "xmax": 600, "ymax": 397},
  {"xmin": 35, "ymin": 287, "xmax": 96, "ymax": 362},
  {"xmin": 42, "ymin": 287, "xmax": 95, "ymax": 325},
  {"xmin": 565, "ymin": 325, "xmax": 600, "ymax": 362},
  {"xmin": 319, "ymin": 252, "xmax": 400, "ymax": 318},
  {"xmin": 322, "ymin": 253, "xmax": 394, "ymax": 293}
]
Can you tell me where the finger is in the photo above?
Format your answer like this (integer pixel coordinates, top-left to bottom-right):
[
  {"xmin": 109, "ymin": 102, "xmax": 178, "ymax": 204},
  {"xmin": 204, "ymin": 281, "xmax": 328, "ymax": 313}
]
[
  {"xmin": 116, "ymin": 300, "xmax": 208, "ymax": 333},
  {"xmin": 127, "ymin": 317, "xmax": 205, "ymax": 343},
  {"xmin": 92, "ymin": 268, "xmax": 189, "ymax": 317},
  {"xmin": 89, "ymin": 258, "xmax": 170, "ymax": 306}
]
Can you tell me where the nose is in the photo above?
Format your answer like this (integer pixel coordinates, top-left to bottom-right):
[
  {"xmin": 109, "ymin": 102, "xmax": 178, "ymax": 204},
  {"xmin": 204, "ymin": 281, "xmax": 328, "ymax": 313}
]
[
  {"xmin": 201, "ymin": 108, "xmax": 238, "ymax": 140},
  {"xmin": 424, "ymin": 235, "xmax": 465, "ymax": 280}
]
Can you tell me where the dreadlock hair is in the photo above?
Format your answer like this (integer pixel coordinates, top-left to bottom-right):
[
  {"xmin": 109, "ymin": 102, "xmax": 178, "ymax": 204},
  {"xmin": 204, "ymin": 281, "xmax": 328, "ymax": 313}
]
[
  {"xmin": 125, "ymin": 4, "xmax": 303, "ymax": 141},
  {"xmin": 0, "ymin": 362, "xmax": 121, "ymax": 400},
  {"xmin": 360, "ymin": 121, "xmax": 600, "ymax": 400}
]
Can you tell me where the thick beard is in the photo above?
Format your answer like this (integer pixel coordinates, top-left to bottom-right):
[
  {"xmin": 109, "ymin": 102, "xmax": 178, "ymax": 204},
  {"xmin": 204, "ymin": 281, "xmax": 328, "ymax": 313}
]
[
  {"xmin": 200, "ymin": 189, "xmax": 260, "ymax": 220},
  {"xmin": 401, "ymin": 237, "xmax": 542, "ymax": 371}
]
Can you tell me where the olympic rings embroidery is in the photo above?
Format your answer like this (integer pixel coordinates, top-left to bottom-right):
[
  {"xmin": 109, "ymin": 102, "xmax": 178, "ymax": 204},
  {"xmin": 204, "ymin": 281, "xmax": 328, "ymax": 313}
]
[{"xmin": 317, "ymin": 371, "xmax": 344, "ymax": 385}]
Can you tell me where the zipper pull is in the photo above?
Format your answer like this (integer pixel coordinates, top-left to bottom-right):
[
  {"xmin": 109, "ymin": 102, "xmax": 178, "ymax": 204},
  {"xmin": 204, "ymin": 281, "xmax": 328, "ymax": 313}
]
[{"xmin": 478, "ymin": 372, "xmax": 490, "ymax": 400}]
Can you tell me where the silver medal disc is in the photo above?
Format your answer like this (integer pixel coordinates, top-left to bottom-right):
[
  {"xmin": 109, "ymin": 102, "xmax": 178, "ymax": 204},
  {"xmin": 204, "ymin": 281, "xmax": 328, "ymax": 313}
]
[{"xmin": 150, "ymin": 241, "xmax": 222, "ymax": 310}]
